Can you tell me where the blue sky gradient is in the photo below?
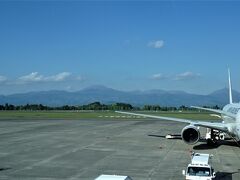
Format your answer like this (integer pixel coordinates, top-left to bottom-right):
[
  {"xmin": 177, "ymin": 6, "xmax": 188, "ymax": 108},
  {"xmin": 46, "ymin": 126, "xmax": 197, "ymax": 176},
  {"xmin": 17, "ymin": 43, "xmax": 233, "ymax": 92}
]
[{"xmin": 0, "ymin": 1, "xmax": 240, "ymax": 94}]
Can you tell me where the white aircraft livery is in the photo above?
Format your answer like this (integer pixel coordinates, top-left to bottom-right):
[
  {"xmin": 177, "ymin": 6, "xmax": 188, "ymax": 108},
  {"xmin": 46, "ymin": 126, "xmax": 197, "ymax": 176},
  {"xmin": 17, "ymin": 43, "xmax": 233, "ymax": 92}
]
[{"xmin": 116, "ymin": 70, "xmax": 240, "ymax": 145}]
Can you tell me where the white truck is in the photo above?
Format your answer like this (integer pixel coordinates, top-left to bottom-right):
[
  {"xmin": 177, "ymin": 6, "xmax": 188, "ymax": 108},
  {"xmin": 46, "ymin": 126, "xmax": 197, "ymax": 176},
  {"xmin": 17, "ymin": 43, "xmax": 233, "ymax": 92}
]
[
  {"xmin": 182, "ymin": 152, "xmax": 216, "ymax": 180},
  {"xmin": 95, "ymin": 174, "xmax": 133, "ymax": 180}
]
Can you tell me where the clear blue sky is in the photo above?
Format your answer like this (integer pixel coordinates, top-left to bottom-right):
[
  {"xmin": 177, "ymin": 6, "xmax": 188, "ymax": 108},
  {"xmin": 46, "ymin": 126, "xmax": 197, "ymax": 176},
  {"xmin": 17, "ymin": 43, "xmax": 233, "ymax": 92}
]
[{"xmin": 0, "ymin": 1, "xmax": 240, "ymax": 95}]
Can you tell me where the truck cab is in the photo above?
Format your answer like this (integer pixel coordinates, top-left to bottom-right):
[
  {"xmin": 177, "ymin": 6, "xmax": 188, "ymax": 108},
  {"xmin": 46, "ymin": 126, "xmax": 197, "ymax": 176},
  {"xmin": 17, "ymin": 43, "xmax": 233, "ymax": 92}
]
[
  {"xmin": 95, "ymin": 174, "xmax": 133, "ymax": 180},
  {"xmin": 182, "ymin": 153, "xmax": 216, "ymax": 180}
]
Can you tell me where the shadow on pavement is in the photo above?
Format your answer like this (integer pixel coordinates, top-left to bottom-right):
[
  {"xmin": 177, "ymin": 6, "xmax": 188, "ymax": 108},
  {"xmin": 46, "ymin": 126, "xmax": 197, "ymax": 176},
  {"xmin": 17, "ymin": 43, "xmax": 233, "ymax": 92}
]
[
  {"xmin": 193, "ymin": 140, "xmax": 240, "ymax": 150},
  {"xmin": 0, "ymin": 167, "xmax": 11, "ymax": 171},
  {"xmin": 215, "ymin": 170, "xmax": 240, "ymax": 180}
]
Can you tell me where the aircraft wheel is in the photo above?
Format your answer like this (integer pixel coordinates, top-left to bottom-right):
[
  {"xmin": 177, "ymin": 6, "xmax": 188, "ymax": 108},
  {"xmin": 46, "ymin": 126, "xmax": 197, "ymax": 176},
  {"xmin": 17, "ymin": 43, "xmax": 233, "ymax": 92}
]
[{"xmin": 206, "ymin": 139, "xmax": 217, "ymax": 146}]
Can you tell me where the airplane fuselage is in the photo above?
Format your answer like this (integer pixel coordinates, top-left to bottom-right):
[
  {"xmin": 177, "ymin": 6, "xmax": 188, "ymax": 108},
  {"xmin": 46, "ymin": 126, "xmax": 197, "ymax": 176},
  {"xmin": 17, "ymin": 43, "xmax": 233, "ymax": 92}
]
[{"xmin": 222, "ymin": 103, "xmax": 240, "ymax": 139}]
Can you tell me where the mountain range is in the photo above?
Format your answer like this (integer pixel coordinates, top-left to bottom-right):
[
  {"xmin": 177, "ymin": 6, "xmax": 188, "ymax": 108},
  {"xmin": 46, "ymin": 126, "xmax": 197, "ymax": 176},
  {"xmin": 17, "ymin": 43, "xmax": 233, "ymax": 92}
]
[{"xmin": 0, "ymin": 85, "xmax": 240, "ymax": 107}]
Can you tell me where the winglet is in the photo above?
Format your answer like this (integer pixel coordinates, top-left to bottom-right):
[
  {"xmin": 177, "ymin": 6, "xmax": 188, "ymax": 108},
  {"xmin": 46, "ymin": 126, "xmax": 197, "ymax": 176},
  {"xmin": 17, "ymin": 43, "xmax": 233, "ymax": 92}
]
[{"xmin": 228, "ymin": 68, "xmax": 233, "ymax": 104}]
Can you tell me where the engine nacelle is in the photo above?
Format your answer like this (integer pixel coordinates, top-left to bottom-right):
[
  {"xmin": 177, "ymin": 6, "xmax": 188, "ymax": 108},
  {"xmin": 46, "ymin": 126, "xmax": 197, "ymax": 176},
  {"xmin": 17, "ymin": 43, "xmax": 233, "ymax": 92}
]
[{"xmin": 181, "ymin": 125, "xmax": 200, "ymax": 145}]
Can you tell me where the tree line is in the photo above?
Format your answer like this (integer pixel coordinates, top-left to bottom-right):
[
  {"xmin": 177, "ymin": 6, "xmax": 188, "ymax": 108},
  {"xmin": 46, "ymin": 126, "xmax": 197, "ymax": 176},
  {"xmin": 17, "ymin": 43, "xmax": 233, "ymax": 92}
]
[
  {"xmin": 0, "ymin": 102, "xmax": 220, "ymax": 111},
  {"xmin": 0, "ymin": 102, "xmax": 134, "ymax": 111}
]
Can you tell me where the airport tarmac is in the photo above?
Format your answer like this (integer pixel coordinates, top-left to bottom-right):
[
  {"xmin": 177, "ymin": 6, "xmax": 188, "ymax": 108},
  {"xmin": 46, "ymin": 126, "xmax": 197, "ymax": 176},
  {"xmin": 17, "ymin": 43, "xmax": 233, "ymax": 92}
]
[{"xmin": 0, "ymin": 119, "xmax": 239, "ymax": 180}]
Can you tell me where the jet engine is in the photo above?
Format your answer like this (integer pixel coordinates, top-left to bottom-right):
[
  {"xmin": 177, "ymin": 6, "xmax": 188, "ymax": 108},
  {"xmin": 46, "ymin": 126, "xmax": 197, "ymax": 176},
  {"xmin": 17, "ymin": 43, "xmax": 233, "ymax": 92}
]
[{"xmin": 181, "ymin": 125, "xmax": 200, "ymax": 145}]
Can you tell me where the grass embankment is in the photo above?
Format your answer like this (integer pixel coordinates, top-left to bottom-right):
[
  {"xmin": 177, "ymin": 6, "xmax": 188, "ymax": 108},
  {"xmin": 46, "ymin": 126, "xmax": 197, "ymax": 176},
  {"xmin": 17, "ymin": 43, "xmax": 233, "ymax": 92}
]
[{"xmin": 0, "ymin": 110, "xmax": 220, "ymax": 121}]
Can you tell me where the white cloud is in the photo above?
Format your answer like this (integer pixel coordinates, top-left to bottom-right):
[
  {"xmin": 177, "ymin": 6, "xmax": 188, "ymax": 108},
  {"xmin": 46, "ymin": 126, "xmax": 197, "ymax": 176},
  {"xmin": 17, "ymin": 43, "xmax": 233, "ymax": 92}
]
[
  {"xmin": 18, "ymin": 72, "xmax": 44, "ymax": 82},
  {"xmin": 150, "ymin": 72, "xmax": 201, "ymax": 81},
  {"xmin": 148, "ymin": 40, "xmax": 164, "ymax": 48},
  {"xmin": 66, "ymin": 86, "xmax": 73, "ymax": 91},
  {"xmin": 18, "ymin": 72, "xmax": 72, "ymax": 83},
  {"xmin": 151, "ymin": 73, "xmax": 167, "ymax": 80},
  {"xmin": 76, "ymin": 75, "xmax": 85, "ymax": 81},
  {"xmin": 0, "ymin": 75, "xmax": 7, "ymax": 83},
  {"xmin": 174, "ymin": 71, "xmax": 201, "ymax": 81},
  {"xmin": 46, "ymin": 72, "xmax": 71, "ymax": 82}
]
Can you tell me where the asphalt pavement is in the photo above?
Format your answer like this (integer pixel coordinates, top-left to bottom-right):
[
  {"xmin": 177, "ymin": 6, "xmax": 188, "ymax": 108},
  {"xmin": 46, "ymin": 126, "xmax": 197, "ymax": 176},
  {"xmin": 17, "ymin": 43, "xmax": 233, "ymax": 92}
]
[{"xmin": 0, "ymin": 119, "xmax": 239, "ymax": 180}]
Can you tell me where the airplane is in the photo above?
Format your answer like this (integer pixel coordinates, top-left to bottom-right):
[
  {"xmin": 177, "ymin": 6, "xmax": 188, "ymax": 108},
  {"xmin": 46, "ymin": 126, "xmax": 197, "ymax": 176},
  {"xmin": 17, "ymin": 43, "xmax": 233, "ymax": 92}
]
[{"xmin": 116, "ymin": 69, "xmax": 240, "ymax": 146}]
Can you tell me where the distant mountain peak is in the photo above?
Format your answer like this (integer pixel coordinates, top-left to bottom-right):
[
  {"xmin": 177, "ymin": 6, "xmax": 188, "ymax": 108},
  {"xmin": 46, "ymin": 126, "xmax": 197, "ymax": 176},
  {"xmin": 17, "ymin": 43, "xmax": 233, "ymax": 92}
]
[
  {"xmin": 82, "ymin": 85, "xmax": 113, "ymax": 91},
  {"xmin": 0, "ymin": 87, "xmax": 239, "ymax": 106},
  {"xmin": 210, "ymin": 88, "xmax": 238, "ymax": 95}
]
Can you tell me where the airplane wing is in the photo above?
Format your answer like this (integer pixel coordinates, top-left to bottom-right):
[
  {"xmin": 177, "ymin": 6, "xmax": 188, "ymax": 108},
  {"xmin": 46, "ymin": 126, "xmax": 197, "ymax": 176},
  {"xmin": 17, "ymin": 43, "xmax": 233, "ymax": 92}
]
[
  {"xmin": 115, "ymin": 111, "xmax": 229, "ymax": 133},
  {"xmin": 191, "ymin": 106, "xmax": 235, "ymax": 119},
  {"xmin": 193, "ymin": 121, "xmax": 228, "ymax": 132},
  {"xmin": 116, "ymin": 111, "xmax": 191, "ymax": 123}
]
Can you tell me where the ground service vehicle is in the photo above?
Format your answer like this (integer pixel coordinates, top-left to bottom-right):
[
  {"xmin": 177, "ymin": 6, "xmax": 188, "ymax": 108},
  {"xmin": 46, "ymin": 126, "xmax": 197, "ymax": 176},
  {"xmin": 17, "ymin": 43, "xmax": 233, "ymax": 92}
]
[
  {"xmin": 95, "ymin": 174, "xmax": 133, "ymax": 180},
  {"xmin": 182, "ymin": 153, "xmax": 216, "ymax": 180}
]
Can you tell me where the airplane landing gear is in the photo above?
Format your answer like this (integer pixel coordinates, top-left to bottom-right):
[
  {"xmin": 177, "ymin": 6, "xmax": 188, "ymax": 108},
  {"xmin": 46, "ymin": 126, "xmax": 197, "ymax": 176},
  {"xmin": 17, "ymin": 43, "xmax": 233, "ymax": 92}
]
[{"xmin": 205, "ymin": 128, "xmax": 225, "ymax": 145}]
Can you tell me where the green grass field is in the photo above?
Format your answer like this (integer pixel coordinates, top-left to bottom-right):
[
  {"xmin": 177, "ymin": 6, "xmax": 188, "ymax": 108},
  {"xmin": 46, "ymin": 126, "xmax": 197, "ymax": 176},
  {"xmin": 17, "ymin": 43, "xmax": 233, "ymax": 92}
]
[{"xmin": 0, "ymin": 110, "xmax": 220, "ymax": 121}]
